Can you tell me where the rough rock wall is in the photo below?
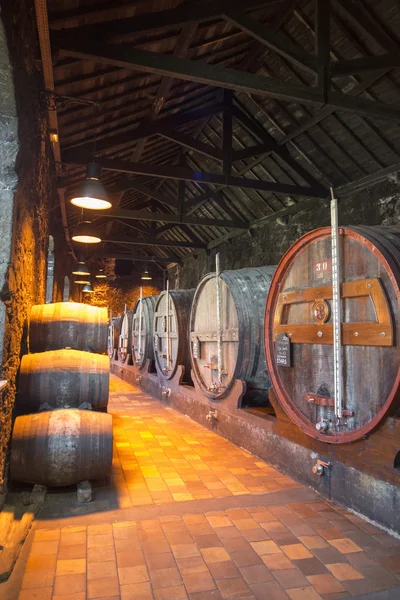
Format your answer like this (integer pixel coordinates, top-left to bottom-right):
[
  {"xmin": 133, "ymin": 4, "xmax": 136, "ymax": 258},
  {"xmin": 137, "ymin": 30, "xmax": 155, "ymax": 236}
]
[
  {"xmin": 171, "ymin": 180, "xmax": 400, "ymax": 289},
  {"xmin": 0, "ymin": 0, "xmax": 57, "ymax": 491},
  {"xmin": 82, "ymin": 279, "xmax": 162, "ymax": 316}
]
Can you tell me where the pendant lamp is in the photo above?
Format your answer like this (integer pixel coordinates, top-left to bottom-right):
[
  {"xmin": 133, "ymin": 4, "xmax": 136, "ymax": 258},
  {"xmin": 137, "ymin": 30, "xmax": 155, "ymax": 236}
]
[
  {"xmin": 72, "ymin": 220, "xmax": 102, "ymax": 244},
  {"xmin": 74, "ymin": 278, "xmax": 90, "ymax": 285},
  {"xmin": 141, "ymin": 267, "xmax": 152, "ymax": 281},
  {"xmin": 70, "ymin": 162, "xmax": 111, "ymax": 210},
  {"xmin": 95, "ymin": 269, "xmax": 107, "ymax": 279},
  {"xmin": 72, "ymin": 261, "xmax": 90, "ymax": 276},
  {"xmin": 82, "ymin": 283, "xmax": 94, "ymax": 293}
]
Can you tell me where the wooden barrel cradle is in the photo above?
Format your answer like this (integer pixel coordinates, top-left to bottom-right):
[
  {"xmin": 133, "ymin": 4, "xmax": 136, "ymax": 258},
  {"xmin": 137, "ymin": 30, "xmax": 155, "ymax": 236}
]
[
  {"xmin": 30, "ymin": 302, "xmax": 107, "ymax": 354},
  {"xmin": 131, "ymin": 295, "xmax": 158, "ymax": 370},
  {"xmin": 18, "ymin": 349, "xmax": 110, "ymax": 413},
  {"xmin": 265, "ymin": 226, "xmax": 400, "ymax": 444},
  {"xmin": 153, "ymin": 289, "xmax": 195, "ymax": 380},
  {"xmin": 118, "ymin": 310, "xmax": 133, "ymax": 363},
  {"xmin": 108, "ymin": 315, "xmax": 121, "ymax": 359},
  {"xmin": 190, "ymin": 267, "xmax": 276, "ymax": 401},
  {"xmin": 10, "ymin": 410, "xmax": 112, "ymax": 487}
]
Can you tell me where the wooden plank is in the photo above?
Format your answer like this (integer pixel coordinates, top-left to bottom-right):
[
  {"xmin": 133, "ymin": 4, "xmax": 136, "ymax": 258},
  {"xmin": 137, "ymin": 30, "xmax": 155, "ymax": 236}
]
[
  {"xmin": 56, "ymin": 38, "xmax": 400, "ymax": 120},
  {"xmin": 232, "ymin": 143, "xmax": 273, "ymax": 161},
  {"xmin": 94, "ymin": 208, "xmax": 248, "ymax": 229},
  {"xmin": 223, "ymin": 6, "xmax": 317, "ymax": 74}
]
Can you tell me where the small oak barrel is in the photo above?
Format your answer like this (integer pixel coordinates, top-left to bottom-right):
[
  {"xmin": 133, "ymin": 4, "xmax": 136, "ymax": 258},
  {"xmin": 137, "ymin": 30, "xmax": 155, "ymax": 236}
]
[
  {"xmin": 118, "ymin": 310, "xmax": 133, "ymax": 363},
  {"xmin": 131, "ymin": 295, "xmax": 158, "ymax": 370},
  {"xmin": 190, "ymin": 266, "xmax": 276, "ymax": 401},
  {"xmin": 108, "ymin": 315, "xmax": 121, "ymax": 359},
  {"xmin": 18, "ymin": 349, "xmax": 109, "ymax": 413},
  {"xmin": 10, "ymin": 409, "xmax": 112, "ymax": 486},
  {"xmin": 153, "ymin": 289, "xmax": 195, "ymax": 380},
  {"xmin": 30, "ymin": 302, "xmax": 107, "ymax": 354},
  {"xmin": 265, "ymin": 226, "xmax": 400, "ymax": 444}
]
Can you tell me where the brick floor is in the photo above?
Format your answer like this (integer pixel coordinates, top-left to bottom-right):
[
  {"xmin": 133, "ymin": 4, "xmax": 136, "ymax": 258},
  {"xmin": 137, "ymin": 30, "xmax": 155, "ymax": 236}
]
[{"xmin": 10, "ymin": 375, "xmax": 400, "ymax": 599}]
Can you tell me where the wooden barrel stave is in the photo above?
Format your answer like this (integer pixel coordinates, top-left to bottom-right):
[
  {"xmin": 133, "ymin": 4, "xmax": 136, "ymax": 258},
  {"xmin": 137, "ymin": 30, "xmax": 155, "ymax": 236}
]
[
  {"xmin": 30, "ymin": 302, "xmax": 108, "ymax": 354},
  {"xmin": 18, "ymin": 349, "xmax": 110, "ymax": 413},
  {"xmin": 10, "ymin": 410, "xmax": 113, "ymax": 486},
  {"xmin": 190, "ymin": 267, "xmax": 275, "ymax": 400},
  {"xmin": 131, "ymin": 295, "xmax": 158, "ymax": 369},
  {"xmin": 154, "ymin": 289, "xmax": 195, "ymax": 380},
  {"xmin": 118, "ymin": 310, "xmax": 133, "ymax": 363},
  {"xmin": 265, "ymin": 226, "xmax": 400, "ymax": 444},
  {"xmin": 108, "ymin": 316, "xmax": 121, "ymax": 359}
]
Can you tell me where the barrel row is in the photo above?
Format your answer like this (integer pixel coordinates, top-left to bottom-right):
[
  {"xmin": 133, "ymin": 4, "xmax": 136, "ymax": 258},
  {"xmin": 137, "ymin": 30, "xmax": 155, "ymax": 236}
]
[{"xmin": 109, "ymin": 226, "xmax": 400, "ymax": 446}]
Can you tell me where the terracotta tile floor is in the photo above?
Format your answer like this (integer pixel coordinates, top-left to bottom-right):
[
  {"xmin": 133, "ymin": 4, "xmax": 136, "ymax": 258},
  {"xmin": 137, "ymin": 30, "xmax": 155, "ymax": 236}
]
[{"xmin": 11, "ymin": 375, "xmax": 400, "ymax": 599}]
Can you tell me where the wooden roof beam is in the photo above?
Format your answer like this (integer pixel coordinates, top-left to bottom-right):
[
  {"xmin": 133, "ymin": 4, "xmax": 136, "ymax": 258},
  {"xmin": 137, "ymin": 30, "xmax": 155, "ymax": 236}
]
[
  {"xmin": 55, "ymin": 39, "xmax": 400, "ymax": 121},
  {"xmin": 93, "ymin": 208, "xmax": 248, "ymax": 230},
  {"xmin": 331, "ymin": 53, "xmax": 400, "ymax": 77},
  {"xmin": 61, "ymin": 101, "xmax": 225, "ymax": 162},
  {"xmin": 101, "ymin": 252, "xmax": 182, "ymax": 265},
  {"xmin": 102, "ymin": 236, "xmax": 207, "ymax": 249},
  {"xmin": 223, "ymin": 5, "xmax": 317, "ymax": 74},
  {"xmin": 65, "ymin": 156, "xmax": 326, "ymax": 198}
]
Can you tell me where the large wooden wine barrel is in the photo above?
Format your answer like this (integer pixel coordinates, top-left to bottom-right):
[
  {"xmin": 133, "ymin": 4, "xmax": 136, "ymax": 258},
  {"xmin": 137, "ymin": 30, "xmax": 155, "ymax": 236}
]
[
  {"xmin": 108, "ymin": 315, "xmax": 121, "ymax": 359},
  {"xmin": 118, "ymin": 310, "xmax": 133, "ymax": 363},
  {"xmin": 153, "ymin": 289, "xmax": 195, "ymax": 380},
  {"xmin": 30, "ymin": 302, "xmax": 107, "ymax": 354},
  {"xmin": 10, "ymin": 410, "xmax": 112, "ymax": 486},
  {"xmin": 265, "ymin": 226, "xmax": 400, "ymax": 444},
  {"xmin": 190, "ymin": 267, "xmax": 276, "ymax": 400},
  {"xmin": 131, "ymin": 295, "xmax": 158, "ymax": 370},
  {"xmin": 18, "ymin": 349, "xmax": 109, "ymax": 413}
]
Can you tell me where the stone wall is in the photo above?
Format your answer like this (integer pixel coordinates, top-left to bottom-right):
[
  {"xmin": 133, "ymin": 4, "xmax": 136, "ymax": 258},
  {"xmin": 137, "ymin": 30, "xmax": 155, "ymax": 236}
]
[
  {"xmin": 0, "ymin": 0, "xmax": 58, "ymax": 491},
  {"xmin": 170, "ymin": 180, "xmax": 400, "ymax": 289},
  {"xmin": 82, "ymin": 278, "xmax": 162, "ymax": 316}
]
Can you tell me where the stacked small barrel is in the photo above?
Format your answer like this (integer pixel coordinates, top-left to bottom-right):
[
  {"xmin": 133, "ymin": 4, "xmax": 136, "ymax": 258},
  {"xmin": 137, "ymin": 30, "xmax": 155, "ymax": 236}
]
[{"xmin": 11, "ymin": 302, "xmax": 113, "ymax": 488}]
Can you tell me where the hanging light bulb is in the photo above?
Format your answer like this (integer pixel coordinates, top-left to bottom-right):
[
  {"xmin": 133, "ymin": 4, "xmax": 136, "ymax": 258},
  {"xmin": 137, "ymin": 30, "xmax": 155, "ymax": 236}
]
[
  {"xmin": 141, "ymin": 267, "xmax": 152, "ymax": 281},
  {"xmin": 95, "ymin": 269, "xmax": 107, "ymax": 279},
  {"xmin": 72, "ymin": 261, "xmax": 90, "ymax": 276},
  {"xmin": 82, "ymin": 283, "xmax": 94, "ymax": 293},
  {"xmin": 74, "ymin": 278, "xmax": 91, "ymax": 285},
  {"xmin": 70, "ymin": 162, "xmax": 111, "ymax": 210},
  {"xmin": 72, "ymin": 220, "xmax": 102, "ymax": 244}
]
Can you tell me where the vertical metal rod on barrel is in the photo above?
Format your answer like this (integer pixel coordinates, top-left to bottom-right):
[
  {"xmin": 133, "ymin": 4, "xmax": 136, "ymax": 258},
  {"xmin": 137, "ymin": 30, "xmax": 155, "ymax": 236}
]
[
  {"xmin": 138, "ymin": 286, "xmax": 143, "ymax": 362},
  {"xmin": 330, "ymin": 188, "xmax": 343, "ymax": 420},
  {"xmin": 216, "ymin": 253, "xmax": 222, "ymax": 388},
  {"xmin": 166, "ymin": 279, "xmax": 170, "ymax": 373}
]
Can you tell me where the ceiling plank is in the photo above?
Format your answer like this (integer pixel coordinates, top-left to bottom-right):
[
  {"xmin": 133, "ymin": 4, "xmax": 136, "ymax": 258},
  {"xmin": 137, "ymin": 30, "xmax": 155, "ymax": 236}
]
[
  {"xmin": 160, "ymin": 128, "xmax": 222, "ymax": 161},
  {"xmin": 56, "ymin": 39, "xmax": 400, "ymax": 120},
  {"xmin": 109, "ymin": 178, "xmax": 179, "ymax": 210}
]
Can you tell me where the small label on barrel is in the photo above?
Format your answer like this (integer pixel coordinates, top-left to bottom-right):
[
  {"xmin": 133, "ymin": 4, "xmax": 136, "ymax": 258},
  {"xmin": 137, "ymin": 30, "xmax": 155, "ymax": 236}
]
[
  {"xmin": 192, "ymin": 339, "xmax": 199, "ymax": 359},
  {"xmin": 314, "ymin": 259, "xmax": 332, "ymax": 280},
  {"xmin": 275, "ymin": 333, "xmax": 291, "ymax": 367}
]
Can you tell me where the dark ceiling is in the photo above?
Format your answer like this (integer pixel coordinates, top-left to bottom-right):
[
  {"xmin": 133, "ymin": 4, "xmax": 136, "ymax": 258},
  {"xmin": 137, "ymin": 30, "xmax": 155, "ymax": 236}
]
[{"xmin": 38, "ymin": 0, "xmax": 400, "ymax": 268}]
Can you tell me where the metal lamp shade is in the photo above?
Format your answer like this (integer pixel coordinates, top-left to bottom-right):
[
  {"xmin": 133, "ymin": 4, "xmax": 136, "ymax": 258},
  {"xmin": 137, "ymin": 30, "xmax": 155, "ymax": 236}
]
[
  {"xmin": 72, "ymin": 261, "xmax": 90, "ymax": 276},
  {"xmin": 70, "ymin": 162, "xmax": 111, "ymax": 210},
  {"xmin": 72, "ymin": 221, "xmax": 102, "ymax": 244}
]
